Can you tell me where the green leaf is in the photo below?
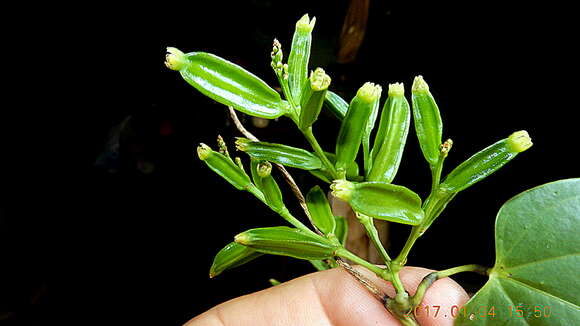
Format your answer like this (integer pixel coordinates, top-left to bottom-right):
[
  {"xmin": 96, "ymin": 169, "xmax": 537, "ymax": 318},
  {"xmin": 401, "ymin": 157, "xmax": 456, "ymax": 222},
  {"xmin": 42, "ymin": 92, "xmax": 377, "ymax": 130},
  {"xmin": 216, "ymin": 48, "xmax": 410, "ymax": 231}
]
[
  {"xmin": 235, "ymin": 226, "xmax": 338, "ymax": 260},
  {"xmin": 331, "ymin": 180, "xmax": 424, "ymax": 225},
  {"xmin": 209, "ymin": 242, "xmax": 263, "ymax": 278},
  {"xmin": 324, "ymin": 90, "xmax": 348, "ymax": 120},
  {"xmin": 167, "ymin": 49, "xmax": 288, "ymax": 118},
  {"xmin": 236, "ymin": 138, "xmax": 323, "ymax": 170},
  {"xmin": 455, "ymin": 179, "xmax": 580, "ymax": 325},
  {"xmin": 306, "ymin": 186, "xmax": 336, "ymax": 235}
]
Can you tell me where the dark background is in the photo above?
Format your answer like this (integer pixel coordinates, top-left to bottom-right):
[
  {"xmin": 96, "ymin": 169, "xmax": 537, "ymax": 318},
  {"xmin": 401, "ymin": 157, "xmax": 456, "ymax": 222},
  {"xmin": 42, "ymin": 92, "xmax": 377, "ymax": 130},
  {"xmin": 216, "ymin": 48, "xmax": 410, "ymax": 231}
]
[{"xmin": 1, "ymin": 1, "xmax": 577, "ymax": 325}]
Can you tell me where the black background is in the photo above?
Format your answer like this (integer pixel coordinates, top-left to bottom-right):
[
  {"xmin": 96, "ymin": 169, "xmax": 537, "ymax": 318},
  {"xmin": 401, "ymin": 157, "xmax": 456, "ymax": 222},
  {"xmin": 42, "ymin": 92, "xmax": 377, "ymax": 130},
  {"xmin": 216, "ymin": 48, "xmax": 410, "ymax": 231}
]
[{"xmin": 1, "ymin": 1, "xmax": 577, "ymax": 325}]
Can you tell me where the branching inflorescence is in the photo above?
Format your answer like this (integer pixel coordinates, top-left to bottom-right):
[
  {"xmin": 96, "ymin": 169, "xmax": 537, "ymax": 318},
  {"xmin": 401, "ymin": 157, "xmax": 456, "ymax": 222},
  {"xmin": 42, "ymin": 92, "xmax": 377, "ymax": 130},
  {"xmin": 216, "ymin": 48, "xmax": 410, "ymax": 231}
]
[{"xmin": 165, "ymin": 14, "xmax": 539, "ymax": 325}]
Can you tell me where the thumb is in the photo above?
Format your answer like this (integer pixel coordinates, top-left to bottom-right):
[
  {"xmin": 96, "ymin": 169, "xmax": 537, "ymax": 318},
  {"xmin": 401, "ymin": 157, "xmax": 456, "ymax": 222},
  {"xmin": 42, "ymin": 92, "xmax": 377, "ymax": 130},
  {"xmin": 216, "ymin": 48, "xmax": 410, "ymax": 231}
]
[{"xmin": 186, "ymin": 266, "xmax": 469, "ymax": 326}]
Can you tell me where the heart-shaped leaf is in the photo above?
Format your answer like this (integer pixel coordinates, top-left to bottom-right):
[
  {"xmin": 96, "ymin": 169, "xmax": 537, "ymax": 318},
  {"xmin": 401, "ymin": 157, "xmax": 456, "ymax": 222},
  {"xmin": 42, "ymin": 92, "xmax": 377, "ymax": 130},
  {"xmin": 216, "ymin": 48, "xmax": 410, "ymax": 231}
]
[{"xmin": 455, "ymin": 178, "xmax": 580, "ymax": 325}]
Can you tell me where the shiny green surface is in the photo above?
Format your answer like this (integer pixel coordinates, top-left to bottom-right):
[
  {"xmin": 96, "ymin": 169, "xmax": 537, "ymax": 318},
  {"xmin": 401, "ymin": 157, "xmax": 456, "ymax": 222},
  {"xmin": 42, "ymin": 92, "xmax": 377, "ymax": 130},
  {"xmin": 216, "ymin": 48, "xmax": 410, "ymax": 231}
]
[
  {"xmin": 236, "ymin": 138, "xmax": 323, "ymax": 170},
  {"xmin": 235, "ymin": 226, "xmax": 338, "ymax": 260},
  {"xmin": 411, "ymin": 77, "xmax": 443, "ymax": 167},
  {"xmin": 209, "ymin": 242, "xmax": 263, "ymax": 278},
  {"xmin": 179, "ymin": 52, "xmax": 288, "ymax": 118},
  {"xmin": 456, "ymin": 179, "xmax": 580, "ymax": 325},
  {"xmin": 306, "ymin": 186, "xmax": 336, "ymax": 235}
]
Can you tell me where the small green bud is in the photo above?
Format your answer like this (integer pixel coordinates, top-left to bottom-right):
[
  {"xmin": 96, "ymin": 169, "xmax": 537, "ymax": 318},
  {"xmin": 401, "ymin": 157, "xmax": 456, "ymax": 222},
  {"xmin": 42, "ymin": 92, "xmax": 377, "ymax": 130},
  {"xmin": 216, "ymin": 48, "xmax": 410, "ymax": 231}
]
[
  {"xmin": 257, "ymin": 161, "xmax": 272, "ymax": 178},
  {"xmin": 298, "ymin": 68, "xmax": 331, "ymax": 130},
  {"xmin": 197, "ymin": 143, "xmax": 212, "ymax": 160},
  {"xmin": 330, "ymin": 180, "xmax": 355, "ymax": 202},
  {"xmin": 440, "ymin": 138, "xmax": 453, "ymax": 158},
  {"xmin": 296, "ymin": 14, "xmax": 316, "ymax": 33},
  {"xmin": 507, "ymin": 130, "xmax": 532, "ymax": 153},
  {"xmin": 217, "ymin": 135, "xmax": 230, "ymax": 158},
  {"xmin": 164, "ymin": 47, "xmax": 187, "ymax": 71},
  {"xmin": 310, "ymin": 68, "xmax": 331, "ymax": 91}
]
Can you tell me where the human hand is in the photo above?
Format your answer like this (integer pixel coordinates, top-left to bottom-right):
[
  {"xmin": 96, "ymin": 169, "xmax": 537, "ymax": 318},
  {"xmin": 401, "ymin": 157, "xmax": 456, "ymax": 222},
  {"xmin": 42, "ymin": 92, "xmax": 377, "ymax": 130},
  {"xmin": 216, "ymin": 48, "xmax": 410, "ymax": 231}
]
[{"xmin": 185, "ymin": 266, "xmax": 469, "ymax": 326}]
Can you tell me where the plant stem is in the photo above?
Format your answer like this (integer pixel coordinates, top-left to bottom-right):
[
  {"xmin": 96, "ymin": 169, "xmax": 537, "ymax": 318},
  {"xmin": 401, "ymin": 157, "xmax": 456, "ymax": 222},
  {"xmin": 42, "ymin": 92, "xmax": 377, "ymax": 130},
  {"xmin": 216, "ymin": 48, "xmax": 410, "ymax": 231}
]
[
  {"xmin": 357, "ymin": 213, "xmax": 392, "ymax": 265},
  {"xmin": 411, "ymin": 264, "xmax": 489, "ymax": 307},
  {"xmin": 278, "ymin": 207, "xmax": 317, "ymax": 235},
  {"xmin": 335, "ymin": 248, "xmax": 390, "ymax": 281},
  {"xmin": 303, "ymin": 127, "xmax": 340, "ymax": 179}
]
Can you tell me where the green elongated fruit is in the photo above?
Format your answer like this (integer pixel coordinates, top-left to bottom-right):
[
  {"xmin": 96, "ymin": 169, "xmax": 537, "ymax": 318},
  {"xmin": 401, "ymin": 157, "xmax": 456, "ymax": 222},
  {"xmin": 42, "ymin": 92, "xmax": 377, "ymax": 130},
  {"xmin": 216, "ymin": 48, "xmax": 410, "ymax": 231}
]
[
  {"xmin": 411, "ymin": 76, "xmax": 443, "ymax": 167},
  {"xmin": 310, "ymin": 260, "xmax": 332, "ymax": 271},
  {"xmin": 165, "ymin": 47, "xmax": 288, "ymax": 119},
  {"xmin": 324, "ymin": 90, "xmax": 348, "ymax": 120},
  {"xmin": 197, "ymin": 143, "xmax": 254, "ymax": 191},
  {"xmin": 333, "ymin": 216, "xmax": 348, "ymax": 245},
  {"xmin": 367, "ymin": 83, "xmax": 410, "ymax": 182},
  {"xmin": 298, "ymin": 68, "xmax": 331, "ymax": 130},
  {"xmin": 440, "ymin": 130, "xmax": 533, "ymax": 193},
  {"xmin": 306, "ymin": 186, "xmax": 336, "ymax": 235},
  {"xmin": 335, "ymin": 82, "xmax": 382, "ymax": 172},
  {"xmin": 253, "ymin": 161, "xmax": 284, "ymax": 211},
  {"xmin": 288, "ymin": 14, "xmax": 316, "ymax": 102},
  {"xmin": 362, "ymin": 85, "xmax": 382, "ymax": 176},
  {"xmin": 236, "ymin": 138, "xmax": 322, "ymax": 170},
  {"xmin": 235, "ymin": 226, "xmax": 338, "ymax": 260},
  {"xmin": 209, "ymin": 242, "xmax": 263, "ymax": 278},
  {"xmin": 331, "ymin": 180, "xmax": 424, "ymax": 225}
]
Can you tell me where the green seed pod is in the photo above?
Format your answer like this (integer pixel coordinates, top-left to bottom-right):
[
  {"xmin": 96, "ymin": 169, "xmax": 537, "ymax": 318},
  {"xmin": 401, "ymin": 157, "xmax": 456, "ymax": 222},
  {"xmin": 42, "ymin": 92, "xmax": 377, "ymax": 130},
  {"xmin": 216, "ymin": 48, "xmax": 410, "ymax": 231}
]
[
  {"xmin": 333, "ymin": 216, "xmax": 348, "ymax": 245},
  {"xmin": 197, "ymin": 143, "xmax": 253, "ymax": 191},
  {"xmin": 235, "ymin": 226, "xmax": 338, "ymax": 260},
  {"xmin": 324, "ymin": 90, "xmax": 348, "ymax": 120},
  {"xmin": 309, "ymin": 260, "xmax": 332, "ymax": 271},
  {"xmin": 367, "ymin": 83, "xmax": 411, "ymax": 183},
  {"xmin": 331, "ymin": 180, "xmax": 424, "ymax": 225},
  {"xmin": 298, "ymin": 68, "xmax": 331, "ymax": 130},
  {"xmin": 306, "ymin": 186, "xmax": 336, "ymax": 235},
  {"xmin": 288, "ymin": 14, "xmax": 316, "ymax": 102},
  {"xmin": 236, "ymin": 138, "xmax": 323, "ymax": 170},
  {"xmin": 362, "ymin": 85, "xmax": 382, "ymax": 176},
  {"xmin": 209, "ymin": 242, "xmax": 263, "ymax": 278},
  {"xmin": 335, "ymin": 82, "xmax": 382, "ymax": 173},
  {"xmin": 411, "ymin": 76, "xmax": 443, "ymax": 167},
  {"xmin": 253, "ymin": 161, "xmax": 285, "ymax": 211},
  {"xmin": 440, "ymin": 131, "xmax": 533, "ymax": 193},
  {"xmin": 165, "ymin": 48, "xmax": 288, "ymax": 119}
]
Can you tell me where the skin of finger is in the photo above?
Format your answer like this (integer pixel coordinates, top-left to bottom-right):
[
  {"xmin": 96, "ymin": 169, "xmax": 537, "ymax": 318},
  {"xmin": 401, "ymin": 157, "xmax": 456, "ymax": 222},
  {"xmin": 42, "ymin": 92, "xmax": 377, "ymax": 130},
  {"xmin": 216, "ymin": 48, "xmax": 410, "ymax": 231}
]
[{"xmin": 185, "ymin": 266, "xmax": 469, "ymax": 326}]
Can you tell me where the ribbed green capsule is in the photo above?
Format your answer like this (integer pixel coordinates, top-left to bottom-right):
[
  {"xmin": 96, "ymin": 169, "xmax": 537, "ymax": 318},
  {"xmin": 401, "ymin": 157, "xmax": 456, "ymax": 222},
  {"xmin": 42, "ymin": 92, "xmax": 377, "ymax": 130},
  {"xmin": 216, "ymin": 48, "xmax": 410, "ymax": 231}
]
[
  {"xmin": 324, "ymin": 90, "xmax": 348, "ymax": 120},
  {"xmin": 235, "ymin": 226, "xmax": 338, "ymax": 260},
  {"xmin": 236, "ymin": 138, "xmax": 322, "ymax": 170},
  {"xmin": 411, "ymin": 76, "xmax": 443, "ymax": 167},
  {"xmin": 367, "ymin": 83, "xmax": 410, "ymax": 182},
  {"xmin": 209, "ymin": 242, "xmax": 263, "ymax": 278},
  {"xmin": 197, "ymin": 143, "xmax": 254, "ymax": 191},
  {"xmin": 252, "ymin": 161, "xmax": 284, "ymax": 211},
  {"xmin": 335, "ymin": 82, "xmax": 382, "ymax": 173},
  {"xmin": 298, "ymin": 68, "xmax": 331, "ymax": 130},
  {"xmin": 440, "ymin": 131, "xmax": 533, "ymax": 193},
  {"xmin": 306, "ymin": 186, "xmax": 336, "ymax": 235},
  {"xmin": 165, "ymin": 47, "xmax": 288, "ymax": 119},
  {"xmin": 362, "ymin": 86, "xmax": 382, "ymax": 176},
  {"xmin": 331, "ymin": 180, "xmax": 424, "ymax": 225},
  {"xmin": 288, "ymin": 14, "xmax": 316, "ymax": 102}
]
